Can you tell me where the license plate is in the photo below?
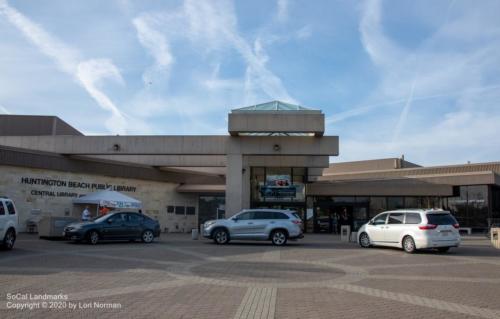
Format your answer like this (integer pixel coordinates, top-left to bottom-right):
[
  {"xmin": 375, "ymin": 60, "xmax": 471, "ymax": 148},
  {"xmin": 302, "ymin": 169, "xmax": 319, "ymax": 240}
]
[{"xmin": 441, "ymin": 231, "xmax": 449, "ymax": 236}]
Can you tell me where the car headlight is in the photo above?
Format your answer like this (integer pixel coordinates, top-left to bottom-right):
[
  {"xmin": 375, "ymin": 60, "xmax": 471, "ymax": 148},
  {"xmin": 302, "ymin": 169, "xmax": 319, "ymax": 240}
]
[{"xmin": 204, "ymin": 220, "xmax": 216, "ymax": 228}]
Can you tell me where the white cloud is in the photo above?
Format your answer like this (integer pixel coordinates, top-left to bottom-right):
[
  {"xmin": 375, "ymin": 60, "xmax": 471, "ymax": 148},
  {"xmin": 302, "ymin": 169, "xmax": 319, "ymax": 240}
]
[
  {"xmin": 133, "ymin": 14, "xmax": 174, "ymax": 85},
  {"xmin": 336, "ymin": 0, "xmax": 500, "ymax": 164},
  {"xmin": 0, "ymin": 104, "xmax": 11, "ymax": 114},
  {"xmin": 0, "ymin": 0, "xmax": 128, "ymax": 134},
  {"xmin": 126, "ymin": 0, "xmax": 297, "ymax": 123},
  {"xmin": 277, "ymin": 0, "xmax": 289, "ymax": 23},
  {"xmin": 296, "ymin": 25, "xmax": 312, "ymax": 40}
]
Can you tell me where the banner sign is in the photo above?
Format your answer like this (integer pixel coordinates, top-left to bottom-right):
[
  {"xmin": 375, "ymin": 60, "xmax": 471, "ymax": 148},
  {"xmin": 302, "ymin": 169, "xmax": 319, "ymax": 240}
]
[{"xmin": 259, "ymin": 175, "xmax": 300, "ymax": 200}]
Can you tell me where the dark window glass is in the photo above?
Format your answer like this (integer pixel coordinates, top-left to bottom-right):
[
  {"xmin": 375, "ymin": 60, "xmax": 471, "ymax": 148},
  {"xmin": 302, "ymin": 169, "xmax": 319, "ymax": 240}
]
[
  {"xmin": 253, "ymin": 211, "xmax": 272, "ymax": 219},
  {"xmin": 167, "ymin": 206, "xmax": 174, "ymax": 213},
  {"xmin": 129, "ymin": 213, "xmax": 144, "ymax": 223},
  {"xmin": 466, "ymin": 185, "xmax": 489, "ymax": 228},
  {"xmin": 186, "ymin": 207, "xmax": 196, "ymax": 215},
  {"xmin": 405, "ymin": 213, "xmax": 422, "ymax": 224},
  {"xmin": 404, "ymin": 197, "xmax": 421, "ymax": 209},
  {"xmin": 426, "ymin": 213, "xmax": 457, "ymax": 225},
  {"xmin": 6, "ymin": 201, "xmax": 16, "ymax": 215},
  {"xmin": 236, "ymin": 212, "xmax": 254, "ymax": 220},
  {"xmin": 387, "ymin": 197, "xmax": 404, "ymax": 210},
  {"xmin": 175, "ymin": 206, "xmax": 185, "ymax": 215},
  {"xmin": 332, "ymin": 197, "xmax": 355, "ymax": 204},
  {"xmin": 388, "ymin": 213, "xmax": 404, "ymax": 224},
  {"xmin": 272, "ymin": 212, "xmax": 289, "ymax": 219},
  {"xmin": 369, "ymin": 197, "xmax": 387, "ymax": 218},
  {"xmin": 199, "ymin": 196, "xmax": 225, "ymax": 224},
  {"xmin": 0, "ymin": 203, "xmax": 5, "ymax": 215},
  {"xmin": 109, "ymin": 213, "xmax": 126, "ymax": 224},
  {"xmin": 373, "ymin": 213, "xmax": 388, "ymax": 225}
]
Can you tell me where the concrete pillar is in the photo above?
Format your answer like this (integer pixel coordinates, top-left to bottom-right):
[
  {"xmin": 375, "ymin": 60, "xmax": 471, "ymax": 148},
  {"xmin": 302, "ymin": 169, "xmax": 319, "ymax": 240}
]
[{"xmin": 225, "ymin": 154, "xmax": 250, "ymax": 217}]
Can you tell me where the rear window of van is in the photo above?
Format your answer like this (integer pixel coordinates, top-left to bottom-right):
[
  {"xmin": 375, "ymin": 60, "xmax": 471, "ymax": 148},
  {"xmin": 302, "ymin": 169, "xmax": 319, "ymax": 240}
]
[{"xmin": 426, "ymin": 213, "xmax": 457, "ymax": 225}]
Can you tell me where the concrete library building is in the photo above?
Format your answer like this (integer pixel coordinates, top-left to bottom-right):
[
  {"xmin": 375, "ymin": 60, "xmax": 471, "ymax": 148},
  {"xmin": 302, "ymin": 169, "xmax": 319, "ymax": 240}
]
[{"xmin": 0, "ymin": 101, "xmax": 499, "ymax": 233}]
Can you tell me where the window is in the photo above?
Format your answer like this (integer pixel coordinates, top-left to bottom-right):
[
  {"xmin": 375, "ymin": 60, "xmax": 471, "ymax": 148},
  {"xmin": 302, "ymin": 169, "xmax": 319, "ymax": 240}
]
[
  {"xmin": 253, "ymin": 211, "xmax": 273, "ymax": 219},
  {"xmin": 372, "ymin": 213, "xmax": 388, "ymax": 225},
  {"xmin": 0, "ymin": 203, "xmax": 5, "ymax": 215},
  {"xmin": 236, "ymin": 211, "xmax": 254, "ymax": 220},
  {"xmin": 388, "ymin": 213, "xmax": 404, "ymax": 224},
  {"xmin": 426, "ymin": 213, "xmax": 457, "ymax": 225},
  {"xmin": 175, "ymin": 206, "xmax": 185, "ymax": 215},
  {"xmin": 272, "ymin": 212, "xmax": 289, "ymax": 219},
  {"xmin": 186, "ymin": 207, "xmax": 196, "ymax": 215},
  {"xmin": 404, "ymin": 197, "xmax": 421, "ymax": 209},
  {"xmin": 405, "ymin": 213, "xmax": 422, "ymax": 224},
  {"xmin": 167, "ymin": 206, "xmax": 174, "ymax": 213},
  {"xmin": 128, "ymin": 213, "xmax": 144, "ymax": 223},
  {"xmin": 387, "ymin": 197, "xmax": 404, "ymax": 210},
  {"xmin": 369, "ymin": 197, "xmax": 387, "ymax": 217},
  {"xmin": 109, "ymin": 213, "xmax": 127, "ymax": 224},
  {"xmin": 5, "ymin": 201, "xmax": 16, "ymax": 215}
]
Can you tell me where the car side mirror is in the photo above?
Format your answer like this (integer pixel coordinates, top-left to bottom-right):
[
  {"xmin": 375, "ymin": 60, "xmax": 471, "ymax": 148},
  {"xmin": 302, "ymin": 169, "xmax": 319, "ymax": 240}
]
[
  {"xmin": 107, "ymin": 219, "xmax": 113, "ymax": 224},
  {"xmin": 232, "ymin": 217, "xmax": 238, "ymax": 222}
]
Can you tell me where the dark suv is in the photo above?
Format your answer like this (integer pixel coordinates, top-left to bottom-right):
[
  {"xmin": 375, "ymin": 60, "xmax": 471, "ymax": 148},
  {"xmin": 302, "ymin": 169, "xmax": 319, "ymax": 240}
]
[{"xmin": 63, "ymin": 211, "xmax": 160, "ymax": 245}]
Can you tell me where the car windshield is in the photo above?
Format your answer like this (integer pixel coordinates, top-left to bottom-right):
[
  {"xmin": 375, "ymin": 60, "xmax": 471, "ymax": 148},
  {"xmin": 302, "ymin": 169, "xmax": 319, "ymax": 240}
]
[{"xmin": 426, "ymin": 213, "xmax": 457, "ymax": 225}]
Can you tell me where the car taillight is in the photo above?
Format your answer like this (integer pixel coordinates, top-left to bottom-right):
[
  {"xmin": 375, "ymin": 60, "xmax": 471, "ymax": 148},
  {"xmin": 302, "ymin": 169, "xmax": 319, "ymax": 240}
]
[
  {"xmin": 419, "ymin": 224, "xmax": 438, "ymax": 230},
  {"xmin": 453, "ymin": 223, "xmax": 460, "ymax": 229},
  {"xmin": 292, "ymin": 220, "xmax": 302, "ymax": 225}
]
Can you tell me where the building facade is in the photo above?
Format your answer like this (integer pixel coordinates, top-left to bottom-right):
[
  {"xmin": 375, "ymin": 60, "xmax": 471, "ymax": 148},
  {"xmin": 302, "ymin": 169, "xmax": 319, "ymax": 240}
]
[{"xmin": 0, "ymin": 102, "xmax": 498, "ymax": 233}]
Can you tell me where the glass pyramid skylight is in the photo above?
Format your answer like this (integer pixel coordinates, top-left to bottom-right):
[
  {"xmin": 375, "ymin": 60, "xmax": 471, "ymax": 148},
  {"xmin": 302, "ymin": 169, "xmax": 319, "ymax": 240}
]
[{"xmin": 232, "ymin": 100, "xmax": 318, "ymax": 112}]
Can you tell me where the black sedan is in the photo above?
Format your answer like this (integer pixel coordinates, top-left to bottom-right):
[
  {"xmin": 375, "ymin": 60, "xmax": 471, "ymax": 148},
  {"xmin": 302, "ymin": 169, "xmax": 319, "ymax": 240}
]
[{"xmin": 63, "ymin": 211, "xmax": 160, "ymax": 245}]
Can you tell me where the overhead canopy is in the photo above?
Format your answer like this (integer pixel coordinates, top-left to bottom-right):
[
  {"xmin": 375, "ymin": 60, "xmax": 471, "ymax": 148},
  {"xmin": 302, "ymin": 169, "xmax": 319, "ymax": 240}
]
[{"xmin": 73, "ymin": 189, "xmax": 142, "ymax": 209}]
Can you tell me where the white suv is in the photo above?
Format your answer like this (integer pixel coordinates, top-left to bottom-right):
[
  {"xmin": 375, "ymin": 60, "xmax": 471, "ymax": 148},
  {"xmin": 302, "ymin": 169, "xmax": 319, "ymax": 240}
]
[
  {"xmin": 0, "ymin": 197, "xmax": 18, "ymax": 250},
  {"xmin": 357, "ymin": 209, "xmax": 460, "ymax": 253}
]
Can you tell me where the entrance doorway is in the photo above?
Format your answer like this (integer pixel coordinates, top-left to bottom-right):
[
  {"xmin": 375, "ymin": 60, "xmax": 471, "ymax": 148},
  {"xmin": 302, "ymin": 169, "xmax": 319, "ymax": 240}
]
[
  {"xmin": 313, "ymin": 196, "xmax": 370, "ymax": 233},
  {"xmin": 198, "ymin": 195, "xmax": 225, "ymax": 228},
  {"xmin": 314, "ymin": 205, "xmax": 354, "ymax": 234}
]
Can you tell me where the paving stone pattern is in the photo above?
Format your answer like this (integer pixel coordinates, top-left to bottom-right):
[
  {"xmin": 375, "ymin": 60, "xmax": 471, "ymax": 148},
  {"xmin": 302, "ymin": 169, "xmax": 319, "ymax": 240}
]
[{"xmin": 0, "ymin": 234, "xmax": 499, "ymax": 319}]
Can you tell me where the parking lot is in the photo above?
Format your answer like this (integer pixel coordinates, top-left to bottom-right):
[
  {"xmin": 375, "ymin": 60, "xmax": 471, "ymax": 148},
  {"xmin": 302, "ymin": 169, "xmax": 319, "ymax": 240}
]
[{"xmin": 1, "ymin": 234, "xmax": 500, "ymax": 319}]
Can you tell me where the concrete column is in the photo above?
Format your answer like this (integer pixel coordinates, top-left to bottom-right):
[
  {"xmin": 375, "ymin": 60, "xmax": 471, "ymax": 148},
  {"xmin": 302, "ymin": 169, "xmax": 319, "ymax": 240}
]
[{"xmin": 226, "ymin": 154, "xmax": 250, "ymax": 217}]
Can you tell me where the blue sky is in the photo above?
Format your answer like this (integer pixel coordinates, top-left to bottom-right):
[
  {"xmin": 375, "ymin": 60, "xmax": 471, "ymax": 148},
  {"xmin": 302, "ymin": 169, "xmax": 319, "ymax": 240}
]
[{"xmin": 1, "ymin": 0, "xmax": 500, "ymax": 166}]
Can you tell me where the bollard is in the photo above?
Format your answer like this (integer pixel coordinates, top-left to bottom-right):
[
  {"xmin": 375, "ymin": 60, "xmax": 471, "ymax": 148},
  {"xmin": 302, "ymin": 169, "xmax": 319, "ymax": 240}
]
[
  {"xmin": 191, "ymin": 229, "xmax": 199, "ymax": 240},
  {"xmin": 491, "ymin": 228, "xmax": 500, "ymax": 249},
  {"xmin": 340, "ymin": 225, "xmax": 351, "ymax": 242}
]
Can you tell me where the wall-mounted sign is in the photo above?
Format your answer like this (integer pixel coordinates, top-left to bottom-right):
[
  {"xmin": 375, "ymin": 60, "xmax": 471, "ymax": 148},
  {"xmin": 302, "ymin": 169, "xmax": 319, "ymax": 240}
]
[{"xmin": 21, "ymin": 177, "xmax": 137, "ymax": 194}]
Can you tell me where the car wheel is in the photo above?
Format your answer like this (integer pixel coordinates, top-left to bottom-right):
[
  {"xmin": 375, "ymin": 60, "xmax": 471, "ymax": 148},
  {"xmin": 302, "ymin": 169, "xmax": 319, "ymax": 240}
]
[
  {"xmin": 87, "ymin": 230, "xmax": 99, "ymax": 245},
  {"xmin": 437, "ymin": 247, "xmax": 450, "ymax": 253},
  {"xmin": 402, "ymin": 236, "xmax": 416, "ymax": 253},
  {"xmin": 3, "ymin": 229, "xmax": 16, "ymax": 250},
  {"xmin": 271, "ymin": 230, "xmax": 288, "ymax": 246},
  {"xmin": 142, "ymin": 230, "xmax": 154, "ymax": 243},
  {"xmin": 213, "ymin": 229, "xmax": 229, "ymax": 245},
  {"xmin": 359, "ymin": 232, "xmax": 371, "ymax": 248}
]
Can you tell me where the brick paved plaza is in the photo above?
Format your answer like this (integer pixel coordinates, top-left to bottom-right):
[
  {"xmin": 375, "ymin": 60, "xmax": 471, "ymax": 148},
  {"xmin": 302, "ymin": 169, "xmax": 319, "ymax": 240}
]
[{"xmin": 1, "ymin": 234, "xmax": 499, "ymax": 319}]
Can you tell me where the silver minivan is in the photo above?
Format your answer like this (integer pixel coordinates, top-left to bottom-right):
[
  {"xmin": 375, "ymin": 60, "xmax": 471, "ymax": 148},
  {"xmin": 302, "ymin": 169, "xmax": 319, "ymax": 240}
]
[
  {"xmin": 203, "ymin": 209, "xmax": 304, "ymax": 246},
  {"xmin": 0, "ymin": 197, "xmax": 18, "ymax": 250},
  {"xmin": 357, "ymin": 209, "xmax": 461, "ymax": 253}
]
